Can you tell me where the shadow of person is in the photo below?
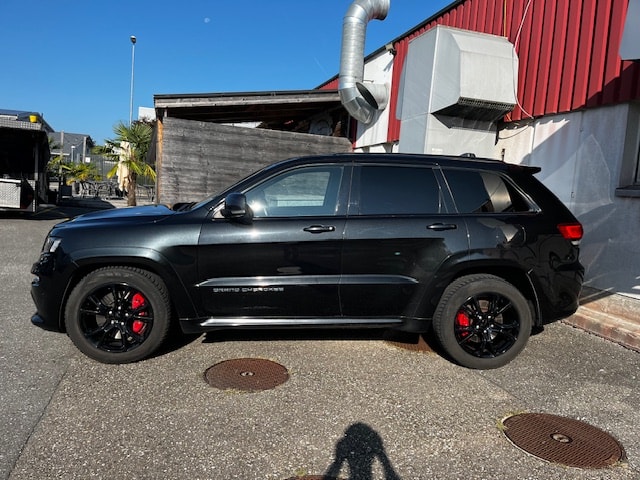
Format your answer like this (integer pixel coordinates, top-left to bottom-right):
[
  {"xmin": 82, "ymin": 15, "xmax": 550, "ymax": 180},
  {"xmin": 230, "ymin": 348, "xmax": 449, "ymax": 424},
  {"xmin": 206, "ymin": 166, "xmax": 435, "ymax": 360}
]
[{"xmin": 323, "ymin": 423, "xmax": 401, "ymax": 480}]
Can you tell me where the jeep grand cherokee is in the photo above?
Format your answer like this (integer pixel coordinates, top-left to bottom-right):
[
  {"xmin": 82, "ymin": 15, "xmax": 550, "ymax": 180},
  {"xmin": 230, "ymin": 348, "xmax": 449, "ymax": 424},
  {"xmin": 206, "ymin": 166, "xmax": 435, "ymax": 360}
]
[{"xmin": 31, "ymin": 154, "xmax": 584, "ymax": 368}]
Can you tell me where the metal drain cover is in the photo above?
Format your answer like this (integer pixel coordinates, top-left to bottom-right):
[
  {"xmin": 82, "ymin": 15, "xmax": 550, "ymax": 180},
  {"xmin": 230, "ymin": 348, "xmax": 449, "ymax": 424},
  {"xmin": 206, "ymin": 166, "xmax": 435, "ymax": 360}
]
[
  {"xmin": 383, "ymin": 331, "xmax": 434, "ymax": 354},
  {"xmin": 502, "ymin": 413, "xmax": 625, "ymax": 468},
  {"xmin": 204, "ymin": 358, "xmax": 289, "ymax": 392}
]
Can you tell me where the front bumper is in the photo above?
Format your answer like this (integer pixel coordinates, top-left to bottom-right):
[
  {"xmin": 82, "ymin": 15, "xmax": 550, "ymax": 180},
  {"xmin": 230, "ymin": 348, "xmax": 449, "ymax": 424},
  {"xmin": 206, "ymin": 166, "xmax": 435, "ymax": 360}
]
[
  {"xmin": 30, "ymin": 254, "xmax": 67, "ymax": 332},
  {"xmin": 30, "ymin": 312, "xmax": 61, "ymax": 331}
]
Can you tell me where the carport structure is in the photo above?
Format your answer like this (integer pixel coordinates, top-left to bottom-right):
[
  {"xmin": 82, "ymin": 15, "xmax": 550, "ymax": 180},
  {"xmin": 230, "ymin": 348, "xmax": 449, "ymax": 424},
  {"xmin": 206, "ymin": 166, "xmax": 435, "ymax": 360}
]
[{"xmin": 152, "ymin": 89, "xmax": 353, "ymax": 206}]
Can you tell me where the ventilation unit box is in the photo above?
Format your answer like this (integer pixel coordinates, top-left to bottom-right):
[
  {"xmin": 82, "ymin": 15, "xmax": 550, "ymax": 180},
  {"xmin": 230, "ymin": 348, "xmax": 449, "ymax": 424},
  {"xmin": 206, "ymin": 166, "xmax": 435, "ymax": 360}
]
[{"xmin": 398, "ymin": 26, "xmax": 518, "ymax": 158}]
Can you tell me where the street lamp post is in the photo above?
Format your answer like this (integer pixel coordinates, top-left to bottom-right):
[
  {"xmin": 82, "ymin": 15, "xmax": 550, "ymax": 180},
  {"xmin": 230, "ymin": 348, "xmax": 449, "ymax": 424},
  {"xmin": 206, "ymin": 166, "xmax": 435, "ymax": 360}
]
[{"xmin": 129, "ymin": 35, "xmax": 137, "ymax": 125}]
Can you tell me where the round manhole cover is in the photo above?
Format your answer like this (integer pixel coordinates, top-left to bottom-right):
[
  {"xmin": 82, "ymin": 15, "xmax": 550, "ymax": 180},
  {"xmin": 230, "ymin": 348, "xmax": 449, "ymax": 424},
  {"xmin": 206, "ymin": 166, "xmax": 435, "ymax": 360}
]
[
  {"xmin": 383, "ymin": 331, "xmax": 434, "ymax": 354},
  {"xmin": 204, "ymin": 358, "xmax": 289, "ymax": 392},
  {"xmin": 502, "ymin": 413, "xmax": 625, "ymax": 468}
]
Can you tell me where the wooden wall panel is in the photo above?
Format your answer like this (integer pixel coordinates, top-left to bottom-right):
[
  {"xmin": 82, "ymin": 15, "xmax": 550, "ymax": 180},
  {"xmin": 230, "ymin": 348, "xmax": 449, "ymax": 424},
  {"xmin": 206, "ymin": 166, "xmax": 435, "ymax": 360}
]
[{"xmin": 157, "ymin": 118, "xmax": 351, "ymax": 206}]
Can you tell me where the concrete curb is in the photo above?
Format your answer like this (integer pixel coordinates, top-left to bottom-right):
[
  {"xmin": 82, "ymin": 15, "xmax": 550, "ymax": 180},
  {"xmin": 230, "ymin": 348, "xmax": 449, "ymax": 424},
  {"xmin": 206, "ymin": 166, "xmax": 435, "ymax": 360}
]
[{"xmin": 563, "ymin": 306, "xmax": 640, "ymax": 353}]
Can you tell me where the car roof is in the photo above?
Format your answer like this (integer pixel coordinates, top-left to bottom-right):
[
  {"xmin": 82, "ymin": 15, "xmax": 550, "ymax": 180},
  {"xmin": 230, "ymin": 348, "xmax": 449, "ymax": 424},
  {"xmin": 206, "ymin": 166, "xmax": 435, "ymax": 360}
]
[
  {"xmin": 198, "ymin": 152, "xmax": 540, "ymax": 212},
  {"xmin": 272, "ymin": 153, "xmax": 541, "ymax": 174}
]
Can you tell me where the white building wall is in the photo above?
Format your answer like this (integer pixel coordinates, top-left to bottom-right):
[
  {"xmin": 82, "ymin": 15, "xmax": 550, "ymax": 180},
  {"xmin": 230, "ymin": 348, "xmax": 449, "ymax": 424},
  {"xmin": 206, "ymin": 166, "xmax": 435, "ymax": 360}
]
[{"xmin": 499, "ymin": 104, "xmax": 640, "ymax": 301}]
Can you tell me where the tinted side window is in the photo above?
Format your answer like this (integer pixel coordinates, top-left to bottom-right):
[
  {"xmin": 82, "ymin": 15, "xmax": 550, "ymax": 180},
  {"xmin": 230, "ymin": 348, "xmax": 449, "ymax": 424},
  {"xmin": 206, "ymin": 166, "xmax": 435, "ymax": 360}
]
[
  {"xmin": 443, "ymin": 169, "xmax": 532, "ymax": 213},
  {"xmin": 245, "ymin": 166, "xmax": 343, "ymax": 217},
  {"xmin": 358, "ymin": 165, "xmax": 442, "ymax": 215}
]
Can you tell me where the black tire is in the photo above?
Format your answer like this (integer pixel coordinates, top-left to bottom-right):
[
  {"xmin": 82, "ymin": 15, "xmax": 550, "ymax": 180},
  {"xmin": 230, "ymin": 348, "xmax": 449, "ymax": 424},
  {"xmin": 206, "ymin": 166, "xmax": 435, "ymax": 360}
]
[
  {"xmin": 433, "ymin": 274, "xmax": 532, "ymax": 369},
  {"xmin": 65, "ymin": 267, "xmax": 171, "ymax": 364}
]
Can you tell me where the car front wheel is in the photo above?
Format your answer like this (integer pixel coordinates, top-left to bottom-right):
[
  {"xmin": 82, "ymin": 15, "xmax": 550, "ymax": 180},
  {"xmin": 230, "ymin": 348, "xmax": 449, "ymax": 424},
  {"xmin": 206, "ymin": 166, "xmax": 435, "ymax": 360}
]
[
  {"xmin": 65, "ymin": 267, "xmax": 171, "ymax": 364},
  {"xmin": 433, "ymin": 274, "xmax": 532, "ymax": 369}
]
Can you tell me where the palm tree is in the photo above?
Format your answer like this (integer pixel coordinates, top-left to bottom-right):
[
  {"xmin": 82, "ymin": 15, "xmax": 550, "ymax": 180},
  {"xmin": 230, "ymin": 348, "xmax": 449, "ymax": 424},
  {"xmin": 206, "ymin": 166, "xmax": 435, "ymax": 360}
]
[
  {"xmin": 65, "ymin": 162, "xmax": 101, "ymax": 183},
  {"xmin": 92, "ymin": 121, "xmax": 155, "ymax": 206},
  {"xmin": 47, "ymin": 137, "xmax": 67, "ymax": 177}
]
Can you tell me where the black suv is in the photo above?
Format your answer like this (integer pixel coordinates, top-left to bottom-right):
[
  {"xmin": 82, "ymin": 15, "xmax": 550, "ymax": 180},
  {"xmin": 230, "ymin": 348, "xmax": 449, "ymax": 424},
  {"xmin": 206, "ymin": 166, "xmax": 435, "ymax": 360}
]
[{"xmin": 31, "ymin": 154, "xmax": 584, "ymax": 369}]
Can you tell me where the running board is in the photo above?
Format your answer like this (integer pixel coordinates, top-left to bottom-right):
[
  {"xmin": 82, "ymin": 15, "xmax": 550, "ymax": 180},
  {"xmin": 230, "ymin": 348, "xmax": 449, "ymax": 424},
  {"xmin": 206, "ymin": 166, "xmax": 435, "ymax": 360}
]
[{"xmin": 180, "ymin": 317, "xmax": 404, "ymax": 333}]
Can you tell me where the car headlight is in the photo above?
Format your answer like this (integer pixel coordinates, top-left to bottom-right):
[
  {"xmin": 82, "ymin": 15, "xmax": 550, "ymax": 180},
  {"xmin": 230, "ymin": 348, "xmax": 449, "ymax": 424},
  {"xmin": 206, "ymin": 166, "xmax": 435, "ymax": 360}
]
[{"xmin": 42, "ymin": 236, "xmax": 62, "ymax": 254}]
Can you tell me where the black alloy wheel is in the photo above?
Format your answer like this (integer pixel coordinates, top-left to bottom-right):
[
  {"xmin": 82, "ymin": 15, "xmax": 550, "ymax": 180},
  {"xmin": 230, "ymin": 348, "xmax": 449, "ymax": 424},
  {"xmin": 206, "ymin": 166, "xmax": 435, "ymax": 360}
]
[
  {"xmin": 433, "ymin": 274, "xmax": 532, "ymax": 369},
  {"xmin": 65, "ymin": 267, "xmax": 171, "ymax": 364}
]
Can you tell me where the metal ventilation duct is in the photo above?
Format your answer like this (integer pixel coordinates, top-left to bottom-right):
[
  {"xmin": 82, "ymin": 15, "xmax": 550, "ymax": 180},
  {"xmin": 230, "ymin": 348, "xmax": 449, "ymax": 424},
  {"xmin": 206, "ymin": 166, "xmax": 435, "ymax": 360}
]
[
  {"xmin": 339, "ymin": 0, "xmax": 390, "ymax": 124},
  {"xmin": 397, "ymin": 26, "xmax": 519, "ymax": 157},
  {"xmin": 407, "ymin": 26, "xmax": 517, "ymax": 123}
]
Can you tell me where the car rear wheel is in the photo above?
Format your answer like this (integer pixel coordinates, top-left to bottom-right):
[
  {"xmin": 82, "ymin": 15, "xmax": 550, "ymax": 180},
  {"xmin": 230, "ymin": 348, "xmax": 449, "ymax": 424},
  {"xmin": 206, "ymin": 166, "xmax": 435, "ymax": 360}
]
[
  {"xmin": 433, "ymin": 274, "xmax": 532, "ymax": 369},
  {"xmin": 65, "ymin": 267, "xmax": 171, "ymax": 364}
]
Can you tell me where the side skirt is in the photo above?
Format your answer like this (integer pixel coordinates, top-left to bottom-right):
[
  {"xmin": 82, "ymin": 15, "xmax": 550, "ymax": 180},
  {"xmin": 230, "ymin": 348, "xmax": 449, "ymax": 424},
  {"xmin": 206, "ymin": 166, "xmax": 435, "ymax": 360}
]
[{"xmin": 179, "ymin": 317, "xmax": 406, "ymax": 334}]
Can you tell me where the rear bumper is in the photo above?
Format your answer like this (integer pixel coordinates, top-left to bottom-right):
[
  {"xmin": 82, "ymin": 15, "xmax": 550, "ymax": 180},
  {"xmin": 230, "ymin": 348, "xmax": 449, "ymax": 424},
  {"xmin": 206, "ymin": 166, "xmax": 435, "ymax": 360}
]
[{"xmin": 536, "ymin": 262, "xmax": 584, "ymax": 324}]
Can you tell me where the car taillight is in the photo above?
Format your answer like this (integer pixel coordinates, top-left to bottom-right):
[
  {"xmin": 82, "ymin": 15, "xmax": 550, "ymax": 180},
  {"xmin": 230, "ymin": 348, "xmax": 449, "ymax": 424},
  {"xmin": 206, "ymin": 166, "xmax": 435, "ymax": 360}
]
[{"xmin": 558, "ymin": 223, "xmax": 583, "ymax": 244}]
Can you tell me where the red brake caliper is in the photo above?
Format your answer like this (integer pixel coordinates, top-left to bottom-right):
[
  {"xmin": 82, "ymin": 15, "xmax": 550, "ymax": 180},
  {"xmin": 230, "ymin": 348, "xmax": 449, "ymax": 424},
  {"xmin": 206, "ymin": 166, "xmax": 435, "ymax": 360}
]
[
  {"xmin": 455, "ymin": 310, "xmax": 471, "ymax": 338},
  {"xmin": 131, "ymin": 293, "xmax": 147, "ymax": 334}
]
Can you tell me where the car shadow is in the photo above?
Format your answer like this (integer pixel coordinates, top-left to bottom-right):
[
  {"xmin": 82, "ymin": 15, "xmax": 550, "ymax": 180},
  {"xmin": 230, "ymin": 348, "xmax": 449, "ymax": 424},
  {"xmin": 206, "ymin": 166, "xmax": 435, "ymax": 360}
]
[
  {"xmin": 151, "ymin": 324, "xmax": 202, "ymax": 360},
  {"xmin": 202, "ymin": 327, "xmax": 390, "ymax": 344},
  {"xmin": 145, "ymin": 326, "xmax": 442, "ymax": 363},
  {"xmin": 201, "ymin": 327, "xmax": 442, "ymax": 354},
  {"xmin": 144, "ymin": 323, "xmax": 542, "ymax": 364}
]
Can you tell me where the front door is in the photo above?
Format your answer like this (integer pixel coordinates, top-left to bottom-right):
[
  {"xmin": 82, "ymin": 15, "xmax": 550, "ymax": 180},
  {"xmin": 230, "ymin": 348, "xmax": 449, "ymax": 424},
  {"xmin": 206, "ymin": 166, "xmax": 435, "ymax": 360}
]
[{"xmin": 197, "ymin": 164, "xmax": 349, "ymax": 320}]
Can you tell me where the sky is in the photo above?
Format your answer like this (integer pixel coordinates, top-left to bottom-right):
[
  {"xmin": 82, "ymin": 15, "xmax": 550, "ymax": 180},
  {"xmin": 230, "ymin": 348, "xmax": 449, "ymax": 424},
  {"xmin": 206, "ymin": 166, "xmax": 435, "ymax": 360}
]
[{"xmin": 0, "ymin": 0, "xmax": 452, "ymax": 145}]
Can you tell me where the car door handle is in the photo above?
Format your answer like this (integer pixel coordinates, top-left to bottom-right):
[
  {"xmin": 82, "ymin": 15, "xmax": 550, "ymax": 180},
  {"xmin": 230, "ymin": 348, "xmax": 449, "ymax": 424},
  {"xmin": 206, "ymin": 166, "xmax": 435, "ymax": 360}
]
[
  {"xmin": 303, "ymin": 225, "xmax": 336, "ymax": 234},
  {"xmin": 427, "ymin": 223, "xmax": 458, "ymax": 231}
]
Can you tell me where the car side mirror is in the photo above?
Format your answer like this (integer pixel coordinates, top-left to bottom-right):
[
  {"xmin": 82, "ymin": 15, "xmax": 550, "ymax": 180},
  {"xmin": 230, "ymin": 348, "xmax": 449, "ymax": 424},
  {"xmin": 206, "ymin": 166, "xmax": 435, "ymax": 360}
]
[{"xmin": 221, "ymin": 193, "xmax": 252, "ymax": 223}]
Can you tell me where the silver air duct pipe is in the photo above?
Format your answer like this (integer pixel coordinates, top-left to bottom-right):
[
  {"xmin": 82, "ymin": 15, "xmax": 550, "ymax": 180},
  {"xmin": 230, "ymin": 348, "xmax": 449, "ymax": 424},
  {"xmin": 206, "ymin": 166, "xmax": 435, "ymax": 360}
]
[{"xmin": 339, "ymin": 0, "xmax": 390, "ymax": 124}]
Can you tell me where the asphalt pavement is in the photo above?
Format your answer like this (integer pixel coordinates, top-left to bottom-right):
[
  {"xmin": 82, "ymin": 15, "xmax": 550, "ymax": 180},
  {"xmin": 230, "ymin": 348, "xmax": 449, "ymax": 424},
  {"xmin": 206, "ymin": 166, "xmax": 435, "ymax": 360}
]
[{"xmin": 1, "ymin": 203, "xmax": 639, "ymax": 480}]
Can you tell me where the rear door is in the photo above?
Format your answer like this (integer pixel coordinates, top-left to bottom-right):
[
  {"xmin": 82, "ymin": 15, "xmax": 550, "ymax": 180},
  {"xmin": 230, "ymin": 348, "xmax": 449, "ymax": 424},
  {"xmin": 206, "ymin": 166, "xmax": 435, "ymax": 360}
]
[{"xmin": 340, "ymin": 163, "xmax": 469, "ymax": 319}]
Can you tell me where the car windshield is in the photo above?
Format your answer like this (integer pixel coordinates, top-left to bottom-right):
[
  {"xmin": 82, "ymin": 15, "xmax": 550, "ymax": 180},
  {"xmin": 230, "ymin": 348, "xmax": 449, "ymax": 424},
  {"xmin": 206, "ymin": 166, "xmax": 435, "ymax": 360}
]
[{"xmin": 182, "ymin": 195, "xmax": 218, "ymax": 212}]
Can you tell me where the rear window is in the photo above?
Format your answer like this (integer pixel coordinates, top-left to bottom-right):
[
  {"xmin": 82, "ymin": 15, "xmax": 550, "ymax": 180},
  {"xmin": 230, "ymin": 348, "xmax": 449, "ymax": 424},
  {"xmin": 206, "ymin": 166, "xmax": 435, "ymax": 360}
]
[{"xmin": 443, "ymin": 169, "xmax": 533, "ymax": 213}]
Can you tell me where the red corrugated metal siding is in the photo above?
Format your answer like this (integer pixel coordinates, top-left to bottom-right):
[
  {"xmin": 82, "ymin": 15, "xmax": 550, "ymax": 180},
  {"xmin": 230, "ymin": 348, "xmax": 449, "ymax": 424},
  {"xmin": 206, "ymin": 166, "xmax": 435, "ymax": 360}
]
[
  {"xmin": 602, "ymin": 0, "xmax": 627, "ymax": 104},
  {"xmin": 545, "ymin": 1, "xmax": 569, "ymax": 113},
  {"xmin": 573, "ymin": 0, "xmax": 597, "ymax": 110},
  {"xmin": 558, "ymin": 1, "xmax": 581, "ymax": 112},
  {"xmin": 322, "ymin": 79, "xmax": 339, "ymax": 90},
  {"xmin": 386, "ymin": 0, "xmax": 640, "ymax": 142}
]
